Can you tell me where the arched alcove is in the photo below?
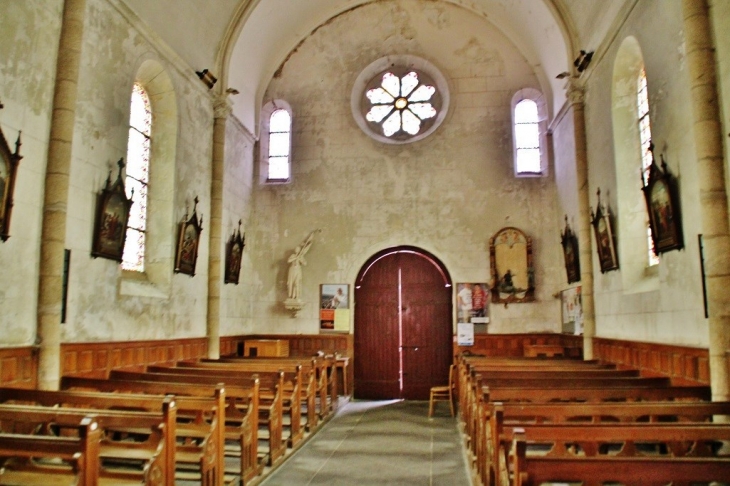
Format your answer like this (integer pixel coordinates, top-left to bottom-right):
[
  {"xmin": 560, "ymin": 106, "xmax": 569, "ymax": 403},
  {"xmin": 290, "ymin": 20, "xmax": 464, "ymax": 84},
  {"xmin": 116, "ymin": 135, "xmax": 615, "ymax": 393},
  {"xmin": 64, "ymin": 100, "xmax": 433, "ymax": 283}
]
[{"xmin": 611, "ymin": 36, "xmax": 658, "ymax": 293}]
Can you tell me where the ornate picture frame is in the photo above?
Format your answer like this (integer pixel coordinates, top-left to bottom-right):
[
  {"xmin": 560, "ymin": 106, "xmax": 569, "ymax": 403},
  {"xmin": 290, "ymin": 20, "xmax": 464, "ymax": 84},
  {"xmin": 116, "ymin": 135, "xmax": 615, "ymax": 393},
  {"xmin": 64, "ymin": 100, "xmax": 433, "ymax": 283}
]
[
  {"xmin": 224, "ymin": 220, "xmax": 245, "ymax": 284},
  {"xmin": 590, "ymin": 188, "xmax": 619, "ymax": 273},
  {"xmin": 642, "ymin": 149, "xmax": 683, "ymax": 255},
  {"xmin": 174, "ymin": 197, "xmax": 203, "ymax": 276},
  {"xmin": 0, "ymin": 101, "xmax": 22, "ymax": 242},
  {"xmin": 91, "ymin": 159, "xmax": 134, "ymax": 262},
  {"xmin": 560, "ymin": 215, "xmax": 580, "ymax": 284},
  {"xmin": 489, "ymin": 227, "xmax": 535, "ymax": 305}
]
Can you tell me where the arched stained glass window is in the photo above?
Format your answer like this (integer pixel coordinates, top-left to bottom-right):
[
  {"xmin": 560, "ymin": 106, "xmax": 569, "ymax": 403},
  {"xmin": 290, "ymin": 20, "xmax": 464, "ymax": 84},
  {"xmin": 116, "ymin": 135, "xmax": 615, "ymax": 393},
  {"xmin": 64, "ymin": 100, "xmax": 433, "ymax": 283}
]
[
  {"xmin": 514, "ymin": 99, "xmax": 541, "ymax": 174},
  {"xmin": 637, "ymin": 69, "xmax": 659, "ymax": 266},
  {"xmin": 268, "ymin": 109, "xmax": 291, "ymax": 181},
  {"xmin": 122, "ymin": 83, "xmax": 150, "ymax": 272}
]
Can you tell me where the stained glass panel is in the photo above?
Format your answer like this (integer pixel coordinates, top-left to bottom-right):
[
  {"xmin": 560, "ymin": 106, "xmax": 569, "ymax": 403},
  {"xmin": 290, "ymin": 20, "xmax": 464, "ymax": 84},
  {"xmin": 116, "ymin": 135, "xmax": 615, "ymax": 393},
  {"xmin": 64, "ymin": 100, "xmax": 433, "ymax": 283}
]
[
  {"xmin": 269, "ymin": 156, "xmax": 290, "ymax": 180},
  {"xmin": 401, "ymin": 109, "xmax": 421, "ymax": 135},
  {"xmin": 366, "ymin": 87, "xmax": 394, "ymax": 105},
  {"xmin": 408, "ymin": 103, "xmax": 436, "ymax": 120},
  {"xmin": 400, "ymin": 72, "xmax": 418, "ymax": 97},
  {"xmin": 408, "ymin": 85, "xmax": 435, "ymax": 103}
]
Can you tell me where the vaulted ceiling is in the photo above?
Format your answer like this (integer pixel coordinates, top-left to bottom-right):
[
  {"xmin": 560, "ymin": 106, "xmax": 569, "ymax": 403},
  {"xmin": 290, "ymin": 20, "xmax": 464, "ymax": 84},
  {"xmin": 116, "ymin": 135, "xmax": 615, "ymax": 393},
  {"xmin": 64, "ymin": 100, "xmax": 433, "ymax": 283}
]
[{"xmin": 123, "ymin": 0, "xmax": 630, "ymax": 134}]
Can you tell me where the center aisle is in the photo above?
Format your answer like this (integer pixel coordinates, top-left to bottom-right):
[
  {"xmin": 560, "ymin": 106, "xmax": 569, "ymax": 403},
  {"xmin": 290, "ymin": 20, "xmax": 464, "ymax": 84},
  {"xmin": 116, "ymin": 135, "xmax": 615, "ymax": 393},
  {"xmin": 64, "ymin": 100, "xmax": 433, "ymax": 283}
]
[{"xmin": 260, "ymin": 400, "xmax": 471, "ymax": 486}]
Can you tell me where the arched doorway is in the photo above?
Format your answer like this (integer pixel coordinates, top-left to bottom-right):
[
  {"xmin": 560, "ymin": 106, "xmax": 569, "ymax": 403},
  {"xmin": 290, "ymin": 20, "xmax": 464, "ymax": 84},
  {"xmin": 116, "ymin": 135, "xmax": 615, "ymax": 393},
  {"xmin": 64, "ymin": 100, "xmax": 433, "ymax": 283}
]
[{"xmin": 354, "ymin": 247, "xmax": 453, "ymax": 400}]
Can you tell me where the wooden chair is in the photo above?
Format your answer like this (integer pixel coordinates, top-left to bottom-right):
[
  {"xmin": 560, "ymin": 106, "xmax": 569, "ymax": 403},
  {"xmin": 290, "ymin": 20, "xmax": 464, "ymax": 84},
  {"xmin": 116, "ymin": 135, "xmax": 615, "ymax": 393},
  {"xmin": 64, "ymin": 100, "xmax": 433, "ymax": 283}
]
[{"xmin": 429, "ymin": 364, "xmax": 456, "ymax": 417}]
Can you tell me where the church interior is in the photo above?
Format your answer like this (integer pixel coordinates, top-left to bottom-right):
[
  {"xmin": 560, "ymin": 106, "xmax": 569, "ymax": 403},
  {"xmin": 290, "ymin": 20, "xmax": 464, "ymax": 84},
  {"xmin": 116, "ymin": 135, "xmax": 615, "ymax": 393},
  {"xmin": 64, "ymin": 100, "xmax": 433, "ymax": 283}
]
[{"xmin": 2, "ymin": 0, "xmax": 730, "ymax": 484}]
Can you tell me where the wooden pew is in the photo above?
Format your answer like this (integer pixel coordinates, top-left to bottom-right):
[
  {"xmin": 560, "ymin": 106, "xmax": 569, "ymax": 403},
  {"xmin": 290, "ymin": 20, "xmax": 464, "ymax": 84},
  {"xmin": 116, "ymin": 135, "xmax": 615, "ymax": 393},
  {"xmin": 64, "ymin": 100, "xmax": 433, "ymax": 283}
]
[
  {"xmin": 0, "ymin": 416, "xmax": 101, "ymax": 486},
  {"xmin": 510, "ymin": 428, "xmax": 730, "ymax": 486},
  {"xmin": 205, "ymin": 356, "xmax": 337, "ymax": 417},
  {"xmin": 105, "ymin": 369, "xmax": 282, "ymax": 472},
  {"xmin": 0, "ymin": 404, "xmax": 169, "ymax": 486},
  {"xmin": 485, "ymin": 400, "xmax": 730, "ymax": 485},
  {"xmin": 60, "ymin": 376, "xmax": 231, "ymax": 486},
  {"xmin": 147, "ymin": 364, "xmax": 308, "ymax": 447}
]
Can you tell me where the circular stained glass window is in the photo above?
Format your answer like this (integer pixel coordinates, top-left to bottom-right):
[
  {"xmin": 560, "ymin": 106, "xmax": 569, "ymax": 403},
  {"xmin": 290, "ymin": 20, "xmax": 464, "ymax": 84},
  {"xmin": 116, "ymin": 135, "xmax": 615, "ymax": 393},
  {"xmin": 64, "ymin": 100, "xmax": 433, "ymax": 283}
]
[{"xmin": 351, "ymin": 56, "xmax": 449, "ymax": 144}]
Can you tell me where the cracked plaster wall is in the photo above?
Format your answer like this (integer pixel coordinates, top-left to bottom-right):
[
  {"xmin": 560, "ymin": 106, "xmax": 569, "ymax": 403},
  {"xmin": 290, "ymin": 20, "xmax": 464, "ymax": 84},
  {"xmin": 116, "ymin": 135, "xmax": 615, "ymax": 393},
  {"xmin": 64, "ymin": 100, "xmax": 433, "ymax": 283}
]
[
  {"xmin": 0, "ymin": 0, "xmax": 62, "ymax": 347},
  {"xmin": 243, "ymin": 0, "xmax": 563, "ymax": 336},
  {"xmin": 564, "ymin": 0, "xmax": 708, "ymax": 347}
]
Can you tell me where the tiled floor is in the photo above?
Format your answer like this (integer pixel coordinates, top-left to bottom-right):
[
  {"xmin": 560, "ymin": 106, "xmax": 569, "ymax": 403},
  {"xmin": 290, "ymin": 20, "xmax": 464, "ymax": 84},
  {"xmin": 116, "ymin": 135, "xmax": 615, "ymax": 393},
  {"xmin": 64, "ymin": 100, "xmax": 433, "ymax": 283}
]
[{"xmin": 260, "ymin": 399, "xmax": 471, "ymax": 486}]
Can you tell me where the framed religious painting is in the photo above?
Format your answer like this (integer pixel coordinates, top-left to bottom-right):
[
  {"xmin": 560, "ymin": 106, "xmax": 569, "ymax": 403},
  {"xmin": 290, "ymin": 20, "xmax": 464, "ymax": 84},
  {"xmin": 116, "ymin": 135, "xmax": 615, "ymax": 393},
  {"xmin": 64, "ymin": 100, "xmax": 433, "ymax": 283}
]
[
  {"xmin": 590, "ymin": 188, "xmax": 619, "ymax": 273},
  {"xmin": 174, "ymin": 197, "xmax": 203, "ymax": 276},
  {"xmin": 224, "ymin": 220, "xmax": 245, "ymax": 284},
  {"xmin": 91, "ymin": 158, "xmax": 134, "ymax": 262},
  {"xmin": 560, "ymin": 215, "xmax": 580, "ymax": 284},
  {"xmin": 489, "ymin": 227, "xmax": 535, "ymax": 305},
  {"xmin": 642, "ymin": 152, "xmax": 683, "ymax": 254},
  {"xmin": 0, "ymin": 101, "xmax": 22, "ymax": 242}
]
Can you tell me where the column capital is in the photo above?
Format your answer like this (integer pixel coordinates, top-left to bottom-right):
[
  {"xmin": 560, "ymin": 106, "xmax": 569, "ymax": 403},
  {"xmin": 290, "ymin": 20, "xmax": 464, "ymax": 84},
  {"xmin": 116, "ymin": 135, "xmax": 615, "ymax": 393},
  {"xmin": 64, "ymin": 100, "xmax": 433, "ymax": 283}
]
[
  {"xmin": 213, "ymin": 96, "xmax": 232, "ymax": 119},
  {"xmin": 566, "ymin": 80, "xmax": 585, "ymax": 106}
]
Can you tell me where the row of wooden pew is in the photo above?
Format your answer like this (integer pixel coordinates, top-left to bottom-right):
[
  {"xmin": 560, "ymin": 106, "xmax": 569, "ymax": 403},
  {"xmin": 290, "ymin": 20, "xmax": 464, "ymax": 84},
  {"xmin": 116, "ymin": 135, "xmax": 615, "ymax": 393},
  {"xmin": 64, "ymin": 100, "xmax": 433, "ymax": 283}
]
[
  {"xmin": 457, "ymin": 354, "xmax": 730, "ymax": 485},
  {"xmin": 0, "ymin": 354, "xmax": 342, "ymax": 485}
]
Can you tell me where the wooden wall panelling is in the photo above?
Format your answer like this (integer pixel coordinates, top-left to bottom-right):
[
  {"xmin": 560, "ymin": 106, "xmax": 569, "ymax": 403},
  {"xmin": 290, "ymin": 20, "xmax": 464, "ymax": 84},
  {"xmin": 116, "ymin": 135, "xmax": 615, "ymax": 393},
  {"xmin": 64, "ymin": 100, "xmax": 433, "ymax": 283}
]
[
  {"xmin": 593, "ymin": 337, "xmax": 709, "ymax": 385},
  {"xmin": 0, "ymin": 346, "xmax": 38, "ymax": 389},
  {"xmin": 61, "ymin": 337, "xmax": 207, "ymax": 378}
]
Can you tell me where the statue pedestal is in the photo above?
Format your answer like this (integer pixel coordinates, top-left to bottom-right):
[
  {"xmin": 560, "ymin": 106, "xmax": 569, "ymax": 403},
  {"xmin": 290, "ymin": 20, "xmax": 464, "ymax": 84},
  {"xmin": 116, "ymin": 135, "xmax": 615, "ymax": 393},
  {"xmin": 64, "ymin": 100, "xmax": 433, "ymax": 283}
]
[{"xmin": 284, "ymin": 298, "xmax": 305, "ymax": 317}]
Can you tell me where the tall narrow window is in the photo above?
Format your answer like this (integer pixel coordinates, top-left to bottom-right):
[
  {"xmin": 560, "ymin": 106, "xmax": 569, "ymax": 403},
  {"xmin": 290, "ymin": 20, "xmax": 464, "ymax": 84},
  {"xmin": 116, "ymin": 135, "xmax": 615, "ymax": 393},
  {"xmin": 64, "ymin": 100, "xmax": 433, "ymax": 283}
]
[
  {"xmin": 267, "ymin": 109, "xmax": 291, "ymax": 181},
  {"xmin": 637, "ymin": 69, "xmax": 659, "ymax": 266},
  {"xmin": 511, "ymin": 89, "xmax": 546, "ymax": 177},
  {"xmin": 122, "ymin": 83, "xmax": 150, "ymax": 272}
]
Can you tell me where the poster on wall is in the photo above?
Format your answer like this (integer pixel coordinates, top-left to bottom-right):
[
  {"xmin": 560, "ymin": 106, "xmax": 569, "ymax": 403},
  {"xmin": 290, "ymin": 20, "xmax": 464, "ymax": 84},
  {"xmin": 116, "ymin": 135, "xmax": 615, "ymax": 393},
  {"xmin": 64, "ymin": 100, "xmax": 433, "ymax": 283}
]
[
  {"xmin": 320, "ymin": 284, "xmax": 349, "ymax": 332},
  {"xmin": 457, "ymin": 322, "xmax": 475, "ymax": 346},
  {"xmin": 456, "ymin": 283, "xmax": 490, "ymax": 333},
  {"xmin": 561, "ymin": 286, "xmax": 583, "ymax": 334}
]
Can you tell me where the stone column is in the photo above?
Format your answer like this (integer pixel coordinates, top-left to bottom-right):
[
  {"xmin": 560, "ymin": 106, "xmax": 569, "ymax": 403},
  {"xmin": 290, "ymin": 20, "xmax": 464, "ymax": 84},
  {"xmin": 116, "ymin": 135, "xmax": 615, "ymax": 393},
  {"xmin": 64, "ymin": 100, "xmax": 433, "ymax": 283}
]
[
  {"xmin": 206, "ymin": 96, "xmax": 232, "ymax": 359},
  {"xmin": 37, "ymin": 0, "xmax": 86, "ymax": 390},
  {"xmin": 567, "ymin": 83, "xmax": 596, "ymax": 360},
  {"xmin": 683, "ymin": 0, "xmax": 730, "ymax": 401}
]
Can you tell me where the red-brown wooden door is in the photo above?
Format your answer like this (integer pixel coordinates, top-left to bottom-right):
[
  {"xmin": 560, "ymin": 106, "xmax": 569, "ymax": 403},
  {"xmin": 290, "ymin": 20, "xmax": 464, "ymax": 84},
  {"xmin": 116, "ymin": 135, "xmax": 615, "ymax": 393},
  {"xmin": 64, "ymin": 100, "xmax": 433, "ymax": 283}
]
[{"xmin": 354, "ymin": 248, "xmax": 452, "ymax": 400}]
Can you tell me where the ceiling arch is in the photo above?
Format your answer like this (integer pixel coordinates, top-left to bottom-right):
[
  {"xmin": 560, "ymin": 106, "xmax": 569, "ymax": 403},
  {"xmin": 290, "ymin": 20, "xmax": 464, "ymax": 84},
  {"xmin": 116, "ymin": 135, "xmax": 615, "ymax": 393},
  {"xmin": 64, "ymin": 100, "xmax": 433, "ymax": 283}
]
[{"xmin": 220, "ymin": 0, "xmax": 576, "ymax": 136}]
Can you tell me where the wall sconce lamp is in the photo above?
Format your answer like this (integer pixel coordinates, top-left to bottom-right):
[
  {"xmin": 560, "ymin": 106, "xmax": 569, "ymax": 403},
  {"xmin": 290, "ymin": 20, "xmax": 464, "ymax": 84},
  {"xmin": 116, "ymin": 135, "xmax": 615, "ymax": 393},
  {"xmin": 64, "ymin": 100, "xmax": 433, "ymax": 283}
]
[{"xmin": 196, "ymin": 69, "xmax": 217, "ymax": 89}]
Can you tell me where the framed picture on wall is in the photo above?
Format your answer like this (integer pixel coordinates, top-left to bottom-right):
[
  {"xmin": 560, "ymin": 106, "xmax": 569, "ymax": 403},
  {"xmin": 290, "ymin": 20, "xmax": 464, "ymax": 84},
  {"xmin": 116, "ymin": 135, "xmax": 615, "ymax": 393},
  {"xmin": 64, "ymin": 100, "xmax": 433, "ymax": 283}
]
[
  {"xmin": 320, "ymin": 284, "xmax": 349, "ymax": 332},
  {"xmin": 642, "ymin": 151, "xmax": 683, "ymax": 255},
  {"xmin": 590, "ymin": 188, "xmax": 619, "ymax": 273},
  {"xmin": 0, "ymin": 102, "xmax": 22, "ymax": 242},
  {"xmin": 174, "ymin": 197, "xmax": 203, "ymax": 276},
  {"xmin": 91, "ymin": 158, "xmax": 133, "ymax": 262},
  {"xmin": 560, "ymin": 215, "xmax": 580, "ymax": 284},
  {"xmin": 224, "ymin": 220, "xmax": 245, "ymax": 285}
]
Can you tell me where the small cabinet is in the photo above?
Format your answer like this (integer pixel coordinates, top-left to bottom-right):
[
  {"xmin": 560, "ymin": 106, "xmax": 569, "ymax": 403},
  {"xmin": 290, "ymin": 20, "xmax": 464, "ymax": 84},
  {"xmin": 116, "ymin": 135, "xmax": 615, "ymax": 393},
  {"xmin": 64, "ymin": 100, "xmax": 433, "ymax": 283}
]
[{"xmin": 243, "ymin": 339, "xmax": 290, "ymax": 357}]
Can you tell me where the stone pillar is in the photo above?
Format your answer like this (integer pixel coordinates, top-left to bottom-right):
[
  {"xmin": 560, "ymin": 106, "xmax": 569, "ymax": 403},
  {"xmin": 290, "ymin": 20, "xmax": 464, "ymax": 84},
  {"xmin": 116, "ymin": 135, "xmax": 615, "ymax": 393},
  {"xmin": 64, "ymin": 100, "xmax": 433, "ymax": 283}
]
[
  {"xmin": 683, "ymin": 0, "xmax": 730, "ymax": 401},
  {"xmin": 37, "ymin": 0, "xmax": 86, "ymax": 390},
  {"xmin": 567, "ymin": 83, "xmax": 596, "ymax": 360},
  {"xmin": 206, "ymin": 97, "xmax": 232, "ymax": 359}
]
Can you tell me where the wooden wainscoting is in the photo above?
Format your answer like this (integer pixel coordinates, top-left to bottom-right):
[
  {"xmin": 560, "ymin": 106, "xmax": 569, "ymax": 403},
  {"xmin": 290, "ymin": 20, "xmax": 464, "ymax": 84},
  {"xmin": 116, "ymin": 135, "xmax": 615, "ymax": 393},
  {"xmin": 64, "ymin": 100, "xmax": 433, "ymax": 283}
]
[
  {"xmin": 594, "ymin": 337, "xmax": 709, "ymax": 385},
  {"xmin": 453, "ymin": 333, "xmax": 583, "ymax": 360},
  {"xmin": 61, "ymin": 337, "xmax": 208, "ymax": 378},
  {"xmin": 0, "ymin": 346, "xmax": 38, "ymax": 389}
]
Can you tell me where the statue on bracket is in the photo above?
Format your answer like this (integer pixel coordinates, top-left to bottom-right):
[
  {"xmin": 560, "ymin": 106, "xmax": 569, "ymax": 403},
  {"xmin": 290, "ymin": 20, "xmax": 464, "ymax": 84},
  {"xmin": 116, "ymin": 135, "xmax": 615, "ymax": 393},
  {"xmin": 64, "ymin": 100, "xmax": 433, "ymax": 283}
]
[
  {"xmin": 91, "ymin": 158, "xmax": 133, "ymax": 262},
  {"xmin": 174, "ymin": 196, "xmax": 203, "ymax": 276},
  {"xmin": 0, "ymin": 99, "xmax": 23, "ymax": 242},
  {"xmin": 489, "ymin": 226, "xmax": 535, "ymax": 306},
  {"xmin": 284, "ymin": 229, "xmax": 321, "ymax": 315}
]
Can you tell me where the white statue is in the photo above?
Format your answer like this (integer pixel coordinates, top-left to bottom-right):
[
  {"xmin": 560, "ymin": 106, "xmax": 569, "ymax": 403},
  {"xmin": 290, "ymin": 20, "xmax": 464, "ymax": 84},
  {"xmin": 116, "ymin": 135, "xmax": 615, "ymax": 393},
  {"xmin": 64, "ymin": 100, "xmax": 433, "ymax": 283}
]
[{"xmin": 286, "ymin": 229, "xmax": 320, "ymax": 301}]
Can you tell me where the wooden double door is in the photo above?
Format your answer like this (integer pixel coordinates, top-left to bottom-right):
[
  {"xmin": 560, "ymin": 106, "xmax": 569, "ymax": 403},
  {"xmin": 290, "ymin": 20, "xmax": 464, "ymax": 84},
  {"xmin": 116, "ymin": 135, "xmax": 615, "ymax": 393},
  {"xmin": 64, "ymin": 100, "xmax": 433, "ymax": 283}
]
[{"xmin": 354, "ymin": 248, "xmax": 453, "ymax": 400}]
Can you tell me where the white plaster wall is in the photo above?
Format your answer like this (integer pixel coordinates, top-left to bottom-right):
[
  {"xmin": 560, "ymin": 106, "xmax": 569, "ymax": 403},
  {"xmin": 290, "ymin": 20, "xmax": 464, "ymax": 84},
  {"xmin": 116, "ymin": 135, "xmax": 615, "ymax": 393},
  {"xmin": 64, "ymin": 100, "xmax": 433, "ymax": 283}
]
[
  {"xmin": 577, "ymin": 0, "xmax": 707, "ymax": 347},
  {"xmin": 0, "ymin": 0, "xmax": 62, "ymax": 347},
  {"xmin": 219, "ymin": 116, "xmax": 256, "ymax": 336},
  {"xmin": 243, "ymin": 0, "xmax": 563, "ymax": 336},
  {"xmin": 60, "ymin": 0, "xmax": 214, "ymax": 343}
]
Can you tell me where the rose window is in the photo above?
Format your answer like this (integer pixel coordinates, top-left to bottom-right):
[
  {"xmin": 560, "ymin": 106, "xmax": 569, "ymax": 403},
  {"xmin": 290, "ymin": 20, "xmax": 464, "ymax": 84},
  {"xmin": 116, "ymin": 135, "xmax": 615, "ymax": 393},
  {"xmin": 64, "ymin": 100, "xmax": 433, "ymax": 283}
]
[
  {"xmin": 365, "ymin": 71, "xmax": 437, "ymax": 138},
  {"xmin": 351, "ymin": 56, "xmax": 449, "ymax": 145}
]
